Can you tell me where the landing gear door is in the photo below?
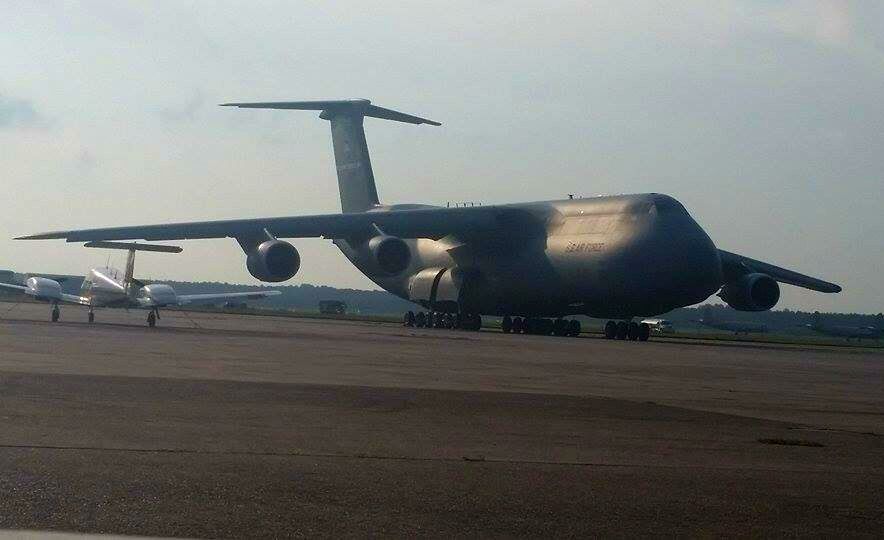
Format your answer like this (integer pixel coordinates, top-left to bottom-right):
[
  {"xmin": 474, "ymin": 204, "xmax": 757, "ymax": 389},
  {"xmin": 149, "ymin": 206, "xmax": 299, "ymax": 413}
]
[
  {"xmin": 408, "ymin": 267, "xmax": 463, "ymax": 312},
  {"xmin": 408, "ymin": 267, "xmax": 446, "ymax": 307}
]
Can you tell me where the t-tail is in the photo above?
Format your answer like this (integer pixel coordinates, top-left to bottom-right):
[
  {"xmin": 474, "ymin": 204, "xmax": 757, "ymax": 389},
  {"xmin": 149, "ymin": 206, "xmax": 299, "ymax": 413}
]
[
  {"xmin": 220, "ymin": 99, "xmax": 441, "ymax": 213},
  {"xmin": 84, "ymin": 241, "xmax": 183, "ymax": 296}
]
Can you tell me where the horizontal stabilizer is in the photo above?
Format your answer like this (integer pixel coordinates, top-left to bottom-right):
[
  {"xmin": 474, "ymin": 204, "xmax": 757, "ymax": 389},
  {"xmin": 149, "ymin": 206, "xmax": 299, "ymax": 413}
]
[
  {"xmin": 220, "ymin": 99, "xmax": 441, "ymax": 126},
  {"xmin": 84, "ymin": 241, "xmax": 182, "ymax": 253}
]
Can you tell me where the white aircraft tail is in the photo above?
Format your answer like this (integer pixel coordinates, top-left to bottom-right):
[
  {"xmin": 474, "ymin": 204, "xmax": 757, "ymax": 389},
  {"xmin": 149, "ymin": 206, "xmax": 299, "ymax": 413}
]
[{"xmin": 83, "ymin": 241, "xmax": 182, "ymax": 296}]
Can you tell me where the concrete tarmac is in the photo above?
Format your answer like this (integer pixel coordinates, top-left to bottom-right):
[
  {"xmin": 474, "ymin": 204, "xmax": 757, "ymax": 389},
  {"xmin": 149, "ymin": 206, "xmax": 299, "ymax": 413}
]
[{"xmin": 0, "ymin": 303, "xmax": 882, "ymax": 537}]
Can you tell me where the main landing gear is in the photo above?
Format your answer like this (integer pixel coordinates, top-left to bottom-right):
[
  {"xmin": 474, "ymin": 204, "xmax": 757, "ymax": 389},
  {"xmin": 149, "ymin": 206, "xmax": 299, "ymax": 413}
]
[
  {"xmin": 500, "ymin": 316, "xmax": 581, "ymax": 337},
  {"xmin": 603, "ymin": 320, "xmax": 650, "ymax": 342},
  {"xmin": 147, "ymin": 308, "xmax": 159, "ymax": 328},
  {"xmin": 403, "ymin": 311, "xmax": 482, "ymax": 331}
]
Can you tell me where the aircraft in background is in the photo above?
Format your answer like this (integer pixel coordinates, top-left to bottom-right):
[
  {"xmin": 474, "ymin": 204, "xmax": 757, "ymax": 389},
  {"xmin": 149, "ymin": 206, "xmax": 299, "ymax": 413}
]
[
  {"xmin": 0, "ymin": 241, "xmax": 280, "ymax": 327},
  {"xmin": 640, "ymin": 318, "xmax": 675, "ymax": 334},
  {"xmin": 697, "ymin": 305, "xmax": 767, "ymax": 335},
  {"xmin": 806, "ymin": 311, "xmax": 881, "ymax": 341},
  {"xmin": 19, "ymin": 99, "xmax": 842, "ymax": 342}
]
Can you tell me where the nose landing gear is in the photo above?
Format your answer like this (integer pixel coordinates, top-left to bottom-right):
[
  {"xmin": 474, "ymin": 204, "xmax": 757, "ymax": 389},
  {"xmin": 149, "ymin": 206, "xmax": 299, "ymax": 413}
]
[
  {"xmin": 50, "ymin": 303, "xmax": 60, "ymax": 323},
  {"xmin": 147, "ymin": 308, "xmax": 159, "ymax": 328},
  {"xmin": 88, "ymin": 307, "xmax": 95, "ymax": 324}
]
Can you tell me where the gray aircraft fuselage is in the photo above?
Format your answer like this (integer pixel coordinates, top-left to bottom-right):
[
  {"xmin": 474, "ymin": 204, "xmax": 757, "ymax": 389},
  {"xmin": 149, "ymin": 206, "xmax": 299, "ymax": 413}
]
[
  {"xmin": 336, "ymin": 194, "xmax": 721, "ymax": 319},
  {"xmin": 19, "ymin": 99, "xmax": 841, "ymax": 321}
]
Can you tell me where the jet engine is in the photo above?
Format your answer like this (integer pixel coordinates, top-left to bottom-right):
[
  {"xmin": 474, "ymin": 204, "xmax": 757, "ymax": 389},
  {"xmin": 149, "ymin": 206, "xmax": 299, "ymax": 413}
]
[
  {"xmin": 367, "ymin": 235, "xmax": 411, "ymax": 275},
  {"xmin": 718, "ymin": 273, "xmax": 780, "ymax": 312},
  {"xmin": 246, "ymin": 240, "xmax": 301, "ymax": 282}
]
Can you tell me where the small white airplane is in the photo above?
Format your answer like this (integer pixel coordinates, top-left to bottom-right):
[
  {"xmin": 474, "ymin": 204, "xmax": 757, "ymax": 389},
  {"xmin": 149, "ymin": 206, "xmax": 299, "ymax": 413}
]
[{"xmin": 0, "ymin": 241, "xmax": 281, "ymax": 327}]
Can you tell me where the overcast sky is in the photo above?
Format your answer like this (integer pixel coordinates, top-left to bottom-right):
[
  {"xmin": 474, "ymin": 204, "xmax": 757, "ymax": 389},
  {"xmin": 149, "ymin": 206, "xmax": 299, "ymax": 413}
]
[{"xmin": 1, "ymin": 1, "xmax": 882, "ymax": 313}]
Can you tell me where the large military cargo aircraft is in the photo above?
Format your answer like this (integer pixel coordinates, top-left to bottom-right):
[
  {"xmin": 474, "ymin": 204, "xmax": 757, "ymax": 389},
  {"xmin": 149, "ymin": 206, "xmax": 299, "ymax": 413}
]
[{"xmin": 18, "ymin": 99, "xmax": 842, "ymax": 341}]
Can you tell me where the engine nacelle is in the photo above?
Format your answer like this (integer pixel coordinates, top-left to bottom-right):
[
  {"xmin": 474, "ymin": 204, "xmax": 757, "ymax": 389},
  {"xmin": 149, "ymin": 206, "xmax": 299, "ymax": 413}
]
[
  {"xmin": 26, "ymin": 277, "xmax": 62, "ymax": 301},
  {"xmin": 367, "ymin": 235, "xmax": 411, "ymax": 275},
  {"xmin": 141, "ymin": 284, "xmax": 178, "ymax": 306},
  {"xmin": 718, "ymin": 273, "xmax": 780, "ymax": 312},
  {"xmin": 246, "ymin": 240, "xmax": 301, "ymax": 282}
]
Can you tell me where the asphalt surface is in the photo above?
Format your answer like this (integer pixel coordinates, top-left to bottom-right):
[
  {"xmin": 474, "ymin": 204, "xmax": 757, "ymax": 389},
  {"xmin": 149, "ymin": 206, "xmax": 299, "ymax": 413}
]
[{"xmin": 0, "ymin": 303, "xmax": 882, "ymax": 538}]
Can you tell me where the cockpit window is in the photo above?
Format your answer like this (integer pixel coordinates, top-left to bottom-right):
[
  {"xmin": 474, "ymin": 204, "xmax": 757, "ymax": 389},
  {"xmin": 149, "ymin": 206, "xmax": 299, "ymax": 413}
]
[{"xmin": 653, "ymin": 197, "xmax": 686, "ymax": 214}]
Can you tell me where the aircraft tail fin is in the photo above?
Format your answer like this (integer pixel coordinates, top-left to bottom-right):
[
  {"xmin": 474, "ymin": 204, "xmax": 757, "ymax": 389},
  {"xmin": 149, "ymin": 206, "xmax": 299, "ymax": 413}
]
[
  {"xmin": 83, "ymin": 241, "xmax": 182, "ymax": 296},
  {"xmin": 221, "ymin": 100, "xmax": 440, "ymax": 213}
]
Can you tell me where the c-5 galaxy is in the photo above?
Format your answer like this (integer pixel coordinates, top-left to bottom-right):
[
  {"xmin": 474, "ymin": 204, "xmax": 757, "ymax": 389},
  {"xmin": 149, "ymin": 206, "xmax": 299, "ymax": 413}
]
[{"xmin": 19, "ymin": 99, "xmax": 842, "ymax": 341}]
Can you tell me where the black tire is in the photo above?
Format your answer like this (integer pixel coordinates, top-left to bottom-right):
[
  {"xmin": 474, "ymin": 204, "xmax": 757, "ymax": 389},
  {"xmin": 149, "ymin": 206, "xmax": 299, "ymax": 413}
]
[
  {"xmin": 604, "ymin": 320, "xmax": 617, "ymax": 339},
  {"xmin": 51, "ymin": 308, "xmax": 59, "ymax": 323},
  {"xmin": 415, "ymin": 311, "xmax": 427, "ymax": 328},
  {"xmin": 88, "ymin": 312, "xmax": 95, "ymax": 324},
  {"xmin": 627, "ymin": 321, "xmax": 640, "ymax": 341},
  {"xmin": 147, "ymin": 311, "xmax": 156, "ymax": 328},
  {"xmin": 473, "ymin": 314, "xmax": 482, "ymax": 331},
  {"xmin": 567, "ymin": 319, "xmax": 581, "ymax": 337},
  {"xmin": 452, "ymin": 313, "xmax": 462, "ymax": 330},
  {"xmin": 442, "ymin": 313, "xmax": 453, "ymax": 329},
  {"xmin": 638, "ymin": 323, "xmax": 651, "ymax": 342},
  {"xmin": 501, "ymin": 315, "xmax": 513, "ymax": 334},
  {"xmin": 511, "ymin": 317, "xmax": 523, "ymax": 334},
  {"xmin": 616, "ymin": 321, "xmax": 628, "ymax": 340},
  {"xmin": 404, "ymin": 311, "xmax": 415, "ymax": 327},
  {"xmin": 553, "ymin": 318, "xmax": 567, "ymax": 336},
  {"xmin": 523, "ymin": 318, "xmax": 534, "ymax": 335}
]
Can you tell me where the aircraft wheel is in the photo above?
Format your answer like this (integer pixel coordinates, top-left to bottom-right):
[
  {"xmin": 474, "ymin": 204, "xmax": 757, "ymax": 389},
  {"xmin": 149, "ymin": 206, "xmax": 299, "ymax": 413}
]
[
  {"xmin": 415, "ymin": 311, "xmax": 427, "ymax": 328},
  {"xmin": 442, "ymin": 313, "xmax": 454, "ymax": 329},
  {"xmin": 473, "ymin": 314, "xmax": 482, "ymax": 331},
  {"xmin": 88, "ymin": 312, "xmax": 95, "ymax": 324},
  {"xmin": 553, "ymin": 318, "xmax": 567, "ymax": 336},
  {"xmin": 616, "ymin": 321, "xmax": 628, "ymax": 340},
  {"xmin": 403, "ymin": 311, "xmax": 416, "ymax": 327},
  {"xmin": 567, "ymin": 319, "xmax": 581, "ymax": 337},
  {"xmin": 501, "ymin": 315, "xmax": 513, "ymax": 334},
  {"xmin": 638, "ymin": 323, "xmax": 651, "ymax": 342},
  {"xmin": 511, "ymin": 317, "xmax": 523, "ymax": 334},
  {"xmin": 522, "ymin": 318, "xmax": 534, "ymax": 334},
  {"xmin": 627, "ymin": 321, "xmax": 640, "ymax": 341},
  {"xmin": 604, "ymin": 320, "xmax": 617, "ymax": 339},
  {"xmin": 451, "ymin": 313, "xmax": 462, "ymax": 330},
  {"xmin": 147, "ymin": 311, "xmax": 156, "ymax": 328},
  {"xmin": 51, "ymin": 307, "xmax": 60, "ymax": 323}
]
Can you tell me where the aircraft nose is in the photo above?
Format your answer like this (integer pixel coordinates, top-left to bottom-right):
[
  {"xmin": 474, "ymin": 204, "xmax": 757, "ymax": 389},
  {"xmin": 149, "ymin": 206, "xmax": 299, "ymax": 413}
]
[{"xmin": 638, "ymin": 199, "xmax": 722, "ymax": 305}]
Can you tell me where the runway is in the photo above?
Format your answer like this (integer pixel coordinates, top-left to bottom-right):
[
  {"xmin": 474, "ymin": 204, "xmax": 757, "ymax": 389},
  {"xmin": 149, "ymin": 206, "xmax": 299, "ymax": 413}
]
[{"xmin": 1, "ymin": 303, "xmax": 882, "ymax": 537}]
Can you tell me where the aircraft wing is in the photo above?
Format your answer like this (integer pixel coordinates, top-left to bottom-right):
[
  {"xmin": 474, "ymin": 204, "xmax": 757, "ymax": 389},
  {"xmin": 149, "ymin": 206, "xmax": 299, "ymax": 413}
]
[
  {"xmin": 58, "ymin": 293, "xmax": 92, "ymax": 306},
  {"xmin": 16, "ymin": 205, "xmax": 545, "ymax": 244},
  {"xmin": 175, "ymin": 290, "xmax": 281, "ymax": 306},
  {"xmin": 719, "ymin": 250, "xmax": 842, "ymax": 293},
  {"xmin": 0, "ymin": 282, "xmax": 28, "ymax": 293},
  {"xmin": 0, "ymin": 281, "xmax": 91, "ymax": 305}
]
